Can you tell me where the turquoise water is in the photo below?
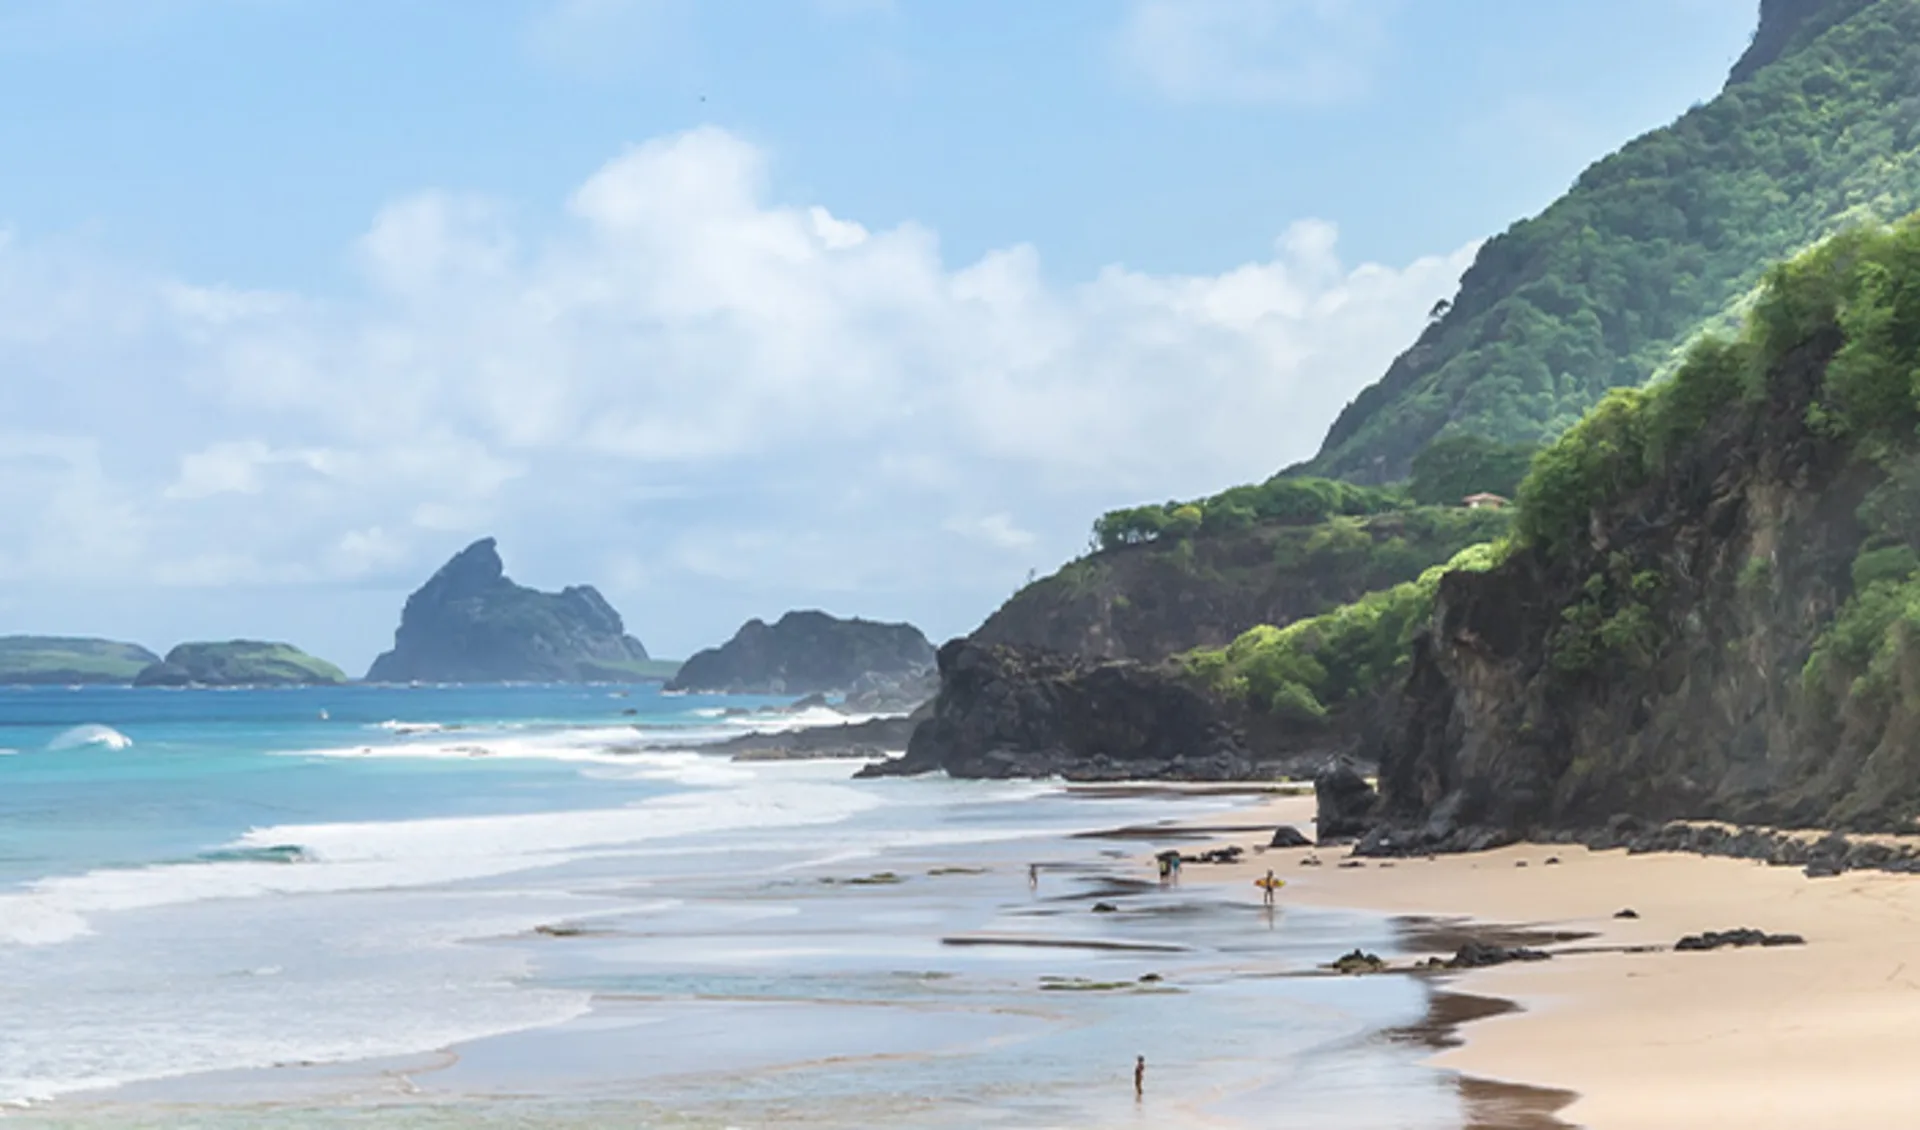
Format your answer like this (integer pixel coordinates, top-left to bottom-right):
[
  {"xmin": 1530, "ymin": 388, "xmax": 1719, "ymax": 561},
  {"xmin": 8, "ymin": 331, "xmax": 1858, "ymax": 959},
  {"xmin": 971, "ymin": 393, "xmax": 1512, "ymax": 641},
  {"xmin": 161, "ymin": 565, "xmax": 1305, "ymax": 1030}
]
[
  {"xmin": 0, "ymin": 686, "xmax": 1467, "ymax": 1127},
  {"xmin": 0, "ymin": 684, "xmax": 768, "ymax": 889}
]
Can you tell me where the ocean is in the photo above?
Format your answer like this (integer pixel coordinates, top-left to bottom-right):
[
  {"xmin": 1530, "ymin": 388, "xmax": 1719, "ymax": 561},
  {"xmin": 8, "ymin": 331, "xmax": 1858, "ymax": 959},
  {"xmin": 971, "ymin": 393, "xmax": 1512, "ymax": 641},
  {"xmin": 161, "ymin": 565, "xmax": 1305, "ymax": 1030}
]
[{"xmin": 0, "ymin": 684, "xmax": 1476, "ymax": 1128}]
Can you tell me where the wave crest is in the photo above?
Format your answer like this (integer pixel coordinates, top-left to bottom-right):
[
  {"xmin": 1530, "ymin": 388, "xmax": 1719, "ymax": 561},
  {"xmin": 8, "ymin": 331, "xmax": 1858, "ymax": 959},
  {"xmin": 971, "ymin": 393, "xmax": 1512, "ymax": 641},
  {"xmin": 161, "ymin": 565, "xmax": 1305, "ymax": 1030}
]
[{"xmin": 47, "ymin": 724, "xmax": 133, "ymax": 752}]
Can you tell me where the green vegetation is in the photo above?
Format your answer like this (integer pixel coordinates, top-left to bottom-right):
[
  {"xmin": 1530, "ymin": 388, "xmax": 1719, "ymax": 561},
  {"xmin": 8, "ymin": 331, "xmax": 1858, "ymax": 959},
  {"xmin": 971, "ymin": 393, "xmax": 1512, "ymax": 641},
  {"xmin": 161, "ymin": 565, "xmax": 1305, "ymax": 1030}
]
[
  {"xmin": 135, "ymin": 641, "xmax": 348, "ymax": 687},
  {"xmin": 0, "ymin": 636, "xmax": 160, "ymax": 684},
  {"xmin": 1093, "ymin": 476, "xmax": 1404, "ymax": 551},
  {"xmin": 1515, "ymin": 215, "xmax": 1920, "ymax": 557},
  {"xmin": 984, "ymin": 501, "xmax": 1509, "ymax": 664},
  {"xmin": 1503, "ymin": 212, "xmax": 1920, "ymax": 703},
  {"xmin": 1304, "ymin": 0, "xmax": 1920, "ymax": 481},
  {"xmin": 1549, "ymin": 557, "xmax": 1667, "ymax": 674},
  {"xmin": 1185, "ymin": 543, "xmax": 1506, "ymax": 719},
  {"xmin": 1406, "ymin": 434, "xmax": 1540, "ymax": 506}
]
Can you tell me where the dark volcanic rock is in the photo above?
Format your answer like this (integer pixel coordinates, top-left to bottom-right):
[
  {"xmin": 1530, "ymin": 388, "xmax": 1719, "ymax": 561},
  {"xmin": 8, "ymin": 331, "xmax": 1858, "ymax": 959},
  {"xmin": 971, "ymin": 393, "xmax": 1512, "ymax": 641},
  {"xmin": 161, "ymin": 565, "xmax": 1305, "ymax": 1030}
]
[
  {"xmin": 1268, "ymin": 825, "xmax": 1313, "ymax": 849},
  {"xmin": 1314, "ymin": 760, "xmax": 1380, "ymax": 842},
  {"xmin": 841, "ymin": 668, "xmax": 940, "ymax": 713},
  {"xmin": 1674, "ymin": 928, "xmax": 1806, "ymax": 951},
  {"xmin": 1358, "ymin": 325, "xmax": 1920, "ymax": 845},
  {"xmin": 1445, "ymin": 942, "xmax": 1551, "ymax": 969},
  {"xmin": 668, "ymin": 610, "xmax": 933, "ymax": 696},
  {"xmin": 366, "ymin": 539, "xmax": 652, "ymax": 684},
  {"xmin": 1329, "ymin": 949, "xmax": 1387, "ymax": 974},
  {"xmin": 855, "ymin": 639, "xmax": 1263, "ymax": 781}
]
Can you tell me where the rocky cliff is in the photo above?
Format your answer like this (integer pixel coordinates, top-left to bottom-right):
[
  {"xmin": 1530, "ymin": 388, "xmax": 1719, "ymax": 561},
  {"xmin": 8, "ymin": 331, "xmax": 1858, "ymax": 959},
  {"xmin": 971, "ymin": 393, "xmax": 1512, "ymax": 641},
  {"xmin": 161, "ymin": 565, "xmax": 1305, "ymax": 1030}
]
[
  {"xmin": 668, "ymin": 610, "xmax": 933, "ymax": 696},
  {"xmin": 974, "ymin": 507, "xmax": 1507, "ymax": 663},
  {"xmin": 0, "ymin": 636, "xmax": 160, "ymax": 684},
  {"xmin": 366, "ymin": 538, "xmax": 654, "ymax": 683},
  {"xmin": 855, "ymin": 639, "xmax": 1360, "ymax": 782},
  {"xmin": 1362, "ymin": 216, "xmax": 1920, "ymax": 848},
  {"xmin": 135, "ymin": 641, "xmax": 346, "ymax": 687}
]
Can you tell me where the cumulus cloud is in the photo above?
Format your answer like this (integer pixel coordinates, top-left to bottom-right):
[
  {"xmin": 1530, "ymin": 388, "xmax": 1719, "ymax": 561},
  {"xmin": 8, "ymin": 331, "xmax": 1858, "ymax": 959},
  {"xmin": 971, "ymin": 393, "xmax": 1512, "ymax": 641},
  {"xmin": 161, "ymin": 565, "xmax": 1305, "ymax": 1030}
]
[
  {"xmin": 0, "ymin": 125, "xmax": 1472, "ymax": 666},
  {"xmin": 1113, "ymin": 0, "xmax": 1390, "ymax": 106}
]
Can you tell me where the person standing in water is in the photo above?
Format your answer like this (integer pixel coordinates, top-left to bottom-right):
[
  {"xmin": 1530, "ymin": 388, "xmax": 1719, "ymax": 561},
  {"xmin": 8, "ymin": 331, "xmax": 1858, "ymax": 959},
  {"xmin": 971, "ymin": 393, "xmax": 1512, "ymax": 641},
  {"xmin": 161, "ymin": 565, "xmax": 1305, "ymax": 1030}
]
[
  {"xmin": 1262, "ymin": 868, "xmax": 1277, "ymax": 906},
  {"xmin": 1134, "ymin": 1055, "xmax": 1145, "ymax": 1099},
  {"xmin": 1028, "ymin": 863, "xmax": 1038, "ymax": 891}
]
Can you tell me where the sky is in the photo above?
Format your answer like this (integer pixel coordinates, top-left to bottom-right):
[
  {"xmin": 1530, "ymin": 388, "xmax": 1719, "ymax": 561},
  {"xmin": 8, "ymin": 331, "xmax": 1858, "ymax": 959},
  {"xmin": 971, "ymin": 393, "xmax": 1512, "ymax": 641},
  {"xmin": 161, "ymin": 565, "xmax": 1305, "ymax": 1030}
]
[{"xmin": 0, "ymin": 0, "xmax": 1759, "ymax": 672}]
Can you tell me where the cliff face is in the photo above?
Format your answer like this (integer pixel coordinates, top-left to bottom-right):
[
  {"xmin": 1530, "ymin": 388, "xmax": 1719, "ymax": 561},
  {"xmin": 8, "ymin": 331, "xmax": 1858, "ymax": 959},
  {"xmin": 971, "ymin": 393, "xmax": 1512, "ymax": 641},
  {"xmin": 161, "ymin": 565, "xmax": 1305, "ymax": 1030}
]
[
  {"xmin": 974, "ymin": 509, "xmax": 1507, "ymax": 663},
  {"xmin": 667, "ymin": 610, "xmax": 933, "ymax": 696},
  {"xmin": 366, "ymin": 538, "xmax": 653, "ymax": 683},
  {"xmin": 1369, "ymin": 218, "xmax": 1920, "ymax": 842},
  {"xmin": 856, "ymin": 639, "xmax": 1365, "ymax": 782},
  {"xmin": 135, "ymin": 641, "xmax": 347, "ymax": 687}
]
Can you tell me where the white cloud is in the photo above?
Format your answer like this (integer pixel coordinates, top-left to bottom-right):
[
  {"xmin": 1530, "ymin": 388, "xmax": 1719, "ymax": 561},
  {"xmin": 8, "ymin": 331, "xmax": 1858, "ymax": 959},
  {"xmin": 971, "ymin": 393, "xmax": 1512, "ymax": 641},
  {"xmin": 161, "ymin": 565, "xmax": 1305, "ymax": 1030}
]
[
  {"xmin": 946, "ymin": 513, "xmax": 1037, "ymax": 551},
  {"xmin": 1113, "ymin": 0, "xmax": 1390, "ymax": 106},
  {"xmin": 0, "ymin": 126, "xmax": 1472, "ymax": 666}
]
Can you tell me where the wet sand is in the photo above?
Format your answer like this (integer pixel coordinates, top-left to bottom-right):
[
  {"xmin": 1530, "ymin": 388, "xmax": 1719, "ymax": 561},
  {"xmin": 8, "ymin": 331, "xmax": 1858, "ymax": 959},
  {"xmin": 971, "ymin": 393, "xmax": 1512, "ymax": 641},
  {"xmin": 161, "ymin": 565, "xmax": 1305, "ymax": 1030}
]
[{"xmin": 1173, "ymin": 794, "xmax": 1920, "ymax": 1130}]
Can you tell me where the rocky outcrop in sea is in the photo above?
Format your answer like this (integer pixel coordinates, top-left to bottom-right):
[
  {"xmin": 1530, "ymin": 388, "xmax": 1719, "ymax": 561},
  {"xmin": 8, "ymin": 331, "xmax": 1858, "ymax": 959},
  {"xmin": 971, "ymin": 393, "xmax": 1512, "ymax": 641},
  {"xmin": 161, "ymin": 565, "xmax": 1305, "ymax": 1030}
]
[
  {"xmin": 366, "ymin": 538, "xmax": 653, "ymax": 684},
  {"xmin": 668, "ymin": 610, "xmax": 933, "ymax": 697}
]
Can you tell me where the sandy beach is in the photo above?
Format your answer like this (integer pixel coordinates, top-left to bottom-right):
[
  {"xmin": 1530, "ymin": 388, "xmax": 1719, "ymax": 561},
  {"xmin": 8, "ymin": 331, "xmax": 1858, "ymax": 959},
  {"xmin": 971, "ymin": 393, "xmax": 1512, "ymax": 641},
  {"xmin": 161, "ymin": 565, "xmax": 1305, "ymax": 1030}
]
[{"xmin": 1165, "ymin": 793, "xmax": 1920, "ymax": 1130}]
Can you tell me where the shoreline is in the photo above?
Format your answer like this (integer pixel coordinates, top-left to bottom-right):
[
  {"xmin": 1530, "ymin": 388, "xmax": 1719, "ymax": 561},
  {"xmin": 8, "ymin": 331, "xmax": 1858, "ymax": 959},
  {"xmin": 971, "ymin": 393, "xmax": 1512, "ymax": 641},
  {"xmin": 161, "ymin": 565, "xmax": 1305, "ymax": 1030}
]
[
  {"xmin": 6, "ymin": 774, "xmax": 1440, "ymax": 1129},
  {"xmin": 1170, "ymin": 793, "xmax": 1920, "ymax": 1130}
]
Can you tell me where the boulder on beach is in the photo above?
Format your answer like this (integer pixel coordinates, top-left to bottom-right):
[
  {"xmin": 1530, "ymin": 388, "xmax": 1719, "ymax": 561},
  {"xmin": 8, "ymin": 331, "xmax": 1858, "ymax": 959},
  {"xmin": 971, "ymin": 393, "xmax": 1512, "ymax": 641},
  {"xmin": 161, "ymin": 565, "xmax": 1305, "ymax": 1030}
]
[{"xmin": 1315, "ymin": 760, "xmax": 1379, "ymax": 841}]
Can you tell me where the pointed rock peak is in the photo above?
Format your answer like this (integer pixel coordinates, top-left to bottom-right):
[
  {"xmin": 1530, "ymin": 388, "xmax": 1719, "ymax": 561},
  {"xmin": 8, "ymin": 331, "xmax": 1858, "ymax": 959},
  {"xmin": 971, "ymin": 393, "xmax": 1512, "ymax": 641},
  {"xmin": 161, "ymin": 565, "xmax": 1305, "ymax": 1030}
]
[
  {"xmin": 1727, "ymin": 0, "xmax": 1860, "ymax": 86},
  {"xmin": 429, "ymin": 537, "xmax": 506, "ymax": 595},
  {"xmin": 367, "ymin": 537, "xmax": 652, "ymax": 682}
]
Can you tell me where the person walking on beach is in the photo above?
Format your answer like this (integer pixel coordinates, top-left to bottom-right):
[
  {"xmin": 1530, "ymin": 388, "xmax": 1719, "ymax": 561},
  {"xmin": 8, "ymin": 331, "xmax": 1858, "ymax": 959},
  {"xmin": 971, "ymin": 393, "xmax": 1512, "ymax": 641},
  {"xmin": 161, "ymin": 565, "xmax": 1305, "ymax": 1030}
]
[
  {"xmin": 1134, "ymin": 1055, "xmax": 1145, "ymax": 1099},
  {"xmin": 1262, "ymin": 868, "xmax": 1277, "ymax": 907}
]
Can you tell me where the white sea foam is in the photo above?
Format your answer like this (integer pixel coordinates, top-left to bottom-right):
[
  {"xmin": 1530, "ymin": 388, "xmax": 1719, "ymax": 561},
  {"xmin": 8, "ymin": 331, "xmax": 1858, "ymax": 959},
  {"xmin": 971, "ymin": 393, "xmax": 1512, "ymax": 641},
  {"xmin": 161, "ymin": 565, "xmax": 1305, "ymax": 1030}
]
[
  {"xmin": 0, "ymin": 776, "xmax": 879, "ymax": 948},
  {"xmin": 720, "ymin": 706, "xmax": 893, "ymax": 733},
  {"xmin": 373, "ymin": 719, "xmax": 449, "ymax": 734},
  {"xmin": 46, "ymin": 724, "xmax": 132, "ymax": 751}
]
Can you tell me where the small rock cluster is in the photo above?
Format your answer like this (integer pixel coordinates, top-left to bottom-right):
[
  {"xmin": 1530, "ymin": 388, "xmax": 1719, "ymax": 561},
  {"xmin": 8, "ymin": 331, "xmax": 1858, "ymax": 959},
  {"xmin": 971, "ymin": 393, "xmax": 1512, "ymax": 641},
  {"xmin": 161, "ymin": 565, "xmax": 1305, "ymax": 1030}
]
[
  {"xmin": 1351, "ymin": 808, "xmax": 1920, "ymax": 879},
  {"xmin": 1439, "ymin": 942, "xmax": 1552, "ymax": 969},
  {"xmin": 1179, "ymin": 845, "xmax": 1246, "ymax": 865},
  {"xmin": 1674, "ymin": 928, "xmax": 1805, "ymax": 951}
]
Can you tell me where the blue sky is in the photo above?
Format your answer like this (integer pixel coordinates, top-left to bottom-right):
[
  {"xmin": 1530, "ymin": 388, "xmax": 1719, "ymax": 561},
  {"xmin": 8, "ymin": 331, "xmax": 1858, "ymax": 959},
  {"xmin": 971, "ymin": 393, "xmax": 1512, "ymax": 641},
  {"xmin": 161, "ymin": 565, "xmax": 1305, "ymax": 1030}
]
[{"xmin": 0, "ymin": 0, "xmax": 1757, "ymax": 671}]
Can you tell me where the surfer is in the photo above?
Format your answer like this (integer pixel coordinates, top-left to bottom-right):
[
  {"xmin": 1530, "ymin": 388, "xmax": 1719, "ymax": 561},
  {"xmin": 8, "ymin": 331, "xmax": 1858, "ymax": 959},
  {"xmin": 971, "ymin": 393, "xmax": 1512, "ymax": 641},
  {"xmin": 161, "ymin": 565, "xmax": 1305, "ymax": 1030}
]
[
  {"xmin": 1028, "ymin": 863, "xmax": 1039, "ymax": 890},
  {"xmin": 1260, "ymin": 868, "xmax": 1279, "ymax": 906},
  {"xmin": 1134, "ymin": 1054, "xmax": 1145, "ymax": 1099}
]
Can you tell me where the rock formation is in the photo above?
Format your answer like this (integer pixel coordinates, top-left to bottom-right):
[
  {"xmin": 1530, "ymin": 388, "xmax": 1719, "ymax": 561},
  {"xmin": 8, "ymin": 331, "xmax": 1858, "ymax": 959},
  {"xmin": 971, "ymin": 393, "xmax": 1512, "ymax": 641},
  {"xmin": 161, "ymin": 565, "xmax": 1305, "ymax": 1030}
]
[
  {"xmin": 667, "ymin": 610, "xmax": 933, "ymax": 696},
  {"xmin": 366, "ymin": 538, "xmax": 653, "ymax": 683},
  {"xmin": 135, "ymin": 641, "xmax": 346, "ymax": 687},
  {"xmin": 973, "ymin": 508, "xmax": 1505, "ymax": 663},
  {"xmin": 855, "ymin": 639, "xmax": 1342, "ymax": 781}
]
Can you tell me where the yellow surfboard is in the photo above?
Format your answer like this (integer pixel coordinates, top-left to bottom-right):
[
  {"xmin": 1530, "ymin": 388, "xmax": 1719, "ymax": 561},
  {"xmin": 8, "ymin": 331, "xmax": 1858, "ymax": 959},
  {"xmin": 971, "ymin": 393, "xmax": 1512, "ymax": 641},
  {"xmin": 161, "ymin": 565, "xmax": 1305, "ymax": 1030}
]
[{"xmin": 1254, "ymin": 878, "xmax": 1286, "ymax": 891}]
